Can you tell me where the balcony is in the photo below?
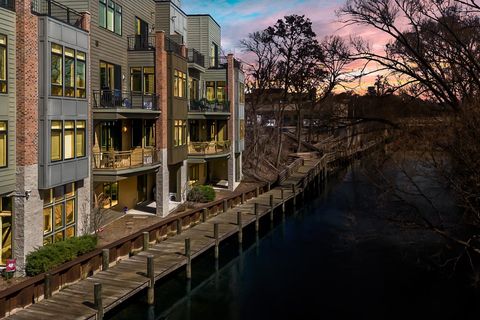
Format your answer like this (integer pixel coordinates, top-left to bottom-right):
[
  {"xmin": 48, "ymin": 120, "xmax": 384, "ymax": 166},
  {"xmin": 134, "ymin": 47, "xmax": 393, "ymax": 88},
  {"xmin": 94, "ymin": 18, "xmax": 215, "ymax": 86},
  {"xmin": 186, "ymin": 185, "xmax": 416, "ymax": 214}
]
[
  {"xmin": 93, "ymin": 90, "xmax": 159, "ymax": 110},
  {"xmin": 209, "ymin": 56, "xmax": 242, "ymax": 70},
  {"xmin": 93, "ymin": 148, "xmax": 160, "ymax": 173},
  {"xmin": 188, "ymin": 49, "xmax": 205, "ymax": 68},
  {"xmin": 0, "ymin": 0, "xmax": 14, "ymax": 11},
  {"xmin": 189, "ymin": 99, "xmax": 230, "ymax": 114},
  {"xmin": 128, "ymin": 35, "xmax": 155, "ymax": 51},
  {"xmin": 165, "ymin": 36, "xmax": 183, "ymax": 56},
  {"xmin": 188, "ymin": 140, "xmax": 231, "ymax": 157},
  {"xmin": 31, "ymin": 0, "xmax": 86, "ymax": 31}
]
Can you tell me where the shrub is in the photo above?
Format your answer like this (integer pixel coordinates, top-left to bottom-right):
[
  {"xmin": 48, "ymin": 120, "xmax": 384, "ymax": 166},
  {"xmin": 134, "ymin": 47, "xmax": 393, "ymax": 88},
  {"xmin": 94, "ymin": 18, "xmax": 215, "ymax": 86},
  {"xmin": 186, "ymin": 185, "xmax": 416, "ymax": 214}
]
[
  {"xmin": 25, "ymin": 235, "xmax": 98, "ymax": 276},
  {"xmin": 187, "ymin": 185, "xmax": 216, "ymax": 203}
]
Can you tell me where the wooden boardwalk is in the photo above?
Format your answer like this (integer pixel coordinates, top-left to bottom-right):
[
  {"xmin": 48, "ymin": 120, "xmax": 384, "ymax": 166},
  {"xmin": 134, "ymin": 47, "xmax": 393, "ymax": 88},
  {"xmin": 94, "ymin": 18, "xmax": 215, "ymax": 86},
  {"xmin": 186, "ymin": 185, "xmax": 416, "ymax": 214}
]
[{"xmin": 7, "ymin": 159, "xmax": 324, "ymax": 320}]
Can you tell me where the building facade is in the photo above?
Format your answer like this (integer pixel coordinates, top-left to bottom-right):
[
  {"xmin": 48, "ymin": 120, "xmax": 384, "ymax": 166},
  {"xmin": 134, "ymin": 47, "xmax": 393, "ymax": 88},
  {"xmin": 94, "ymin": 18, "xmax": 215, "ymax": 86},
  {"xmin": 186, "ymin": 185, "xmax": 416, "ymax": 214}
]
[{"xmin": 0, "ymin": 0, "xmax": 245, "ymax": 272}]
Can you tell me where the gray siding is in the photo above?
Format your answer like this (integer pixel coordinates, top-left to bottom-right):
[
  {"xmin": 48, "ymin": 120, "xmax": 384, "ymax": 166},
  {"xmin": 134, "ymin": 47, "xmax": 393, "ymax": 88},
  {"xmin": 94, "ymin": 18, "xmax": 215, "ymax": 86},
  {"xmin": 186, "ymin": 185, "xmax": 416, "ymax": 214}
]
[
  {"xmin": 155, "ymin": 1, "xmax": 188, "ymax": 42},
  {"xmin": 0, "ymin": 8, "xmax": 16, "ymax": 195},
  {"xmin": 187, "ymin": 15, "xmax": 221, "ymax": 68},
  {"xmin": 38, "ymin": 17, "xmax": 90, "ymax": 189}
]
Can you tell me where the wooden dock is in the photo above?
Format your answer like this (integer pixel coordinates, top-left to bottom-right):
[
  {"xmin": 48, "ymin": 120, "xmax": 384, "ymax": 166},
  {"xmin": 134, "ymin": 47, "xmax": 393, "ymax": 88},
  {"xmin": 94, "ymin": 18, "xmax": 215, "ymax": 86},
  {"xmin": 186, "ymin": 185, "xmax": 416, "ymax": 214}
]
[{"xmin": 6, "ymin": 158, "xmax": 326, "ymax": 320}]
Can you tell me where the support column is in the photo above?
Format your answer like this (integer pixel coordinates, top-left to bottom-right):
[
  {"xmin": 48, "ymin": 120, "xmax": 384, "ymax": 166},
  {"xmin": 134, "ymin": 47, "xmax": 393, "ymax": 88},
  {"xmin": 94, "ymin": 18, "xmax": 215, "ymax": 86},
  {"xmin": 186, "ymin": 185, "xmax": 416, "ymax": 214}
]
[
  {"xmin": 155, "ymin": 31, "xmax": 169, "ymax": 217},
  {"xmin": 227, "ymin": 54, "xmax": 236, "ymax": 191}
]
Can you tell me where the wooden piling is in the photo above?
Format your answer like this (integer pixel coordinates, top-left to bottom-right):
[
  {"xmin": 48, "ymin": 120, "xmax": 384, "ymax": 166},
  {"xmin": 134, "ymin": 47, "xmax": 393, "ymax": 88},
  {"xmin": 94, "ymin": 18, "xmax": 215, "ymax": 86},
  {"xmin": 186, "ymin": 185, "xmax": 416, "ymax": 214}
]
[
  {"xmin": 241, "ymin": 193, "xmax": 245, "ymax": 204},
  {"xmin": 185, "ymin": 238, "xmax": 191, "ymax": 279},
  {"xmin": 281, "ymin": 188, "xmax": 284, "ymax": 200},
  {"xmin": 143, "ymin": 232, "xmax": 149, "ymax": 251},
  {"xmin": 94, "ymin": 283, "xmax": 103, "ymax": 320},
  {"xmin": 176, "ymin": 219, "xmax": 182, "ymax": 235},
  {"xmin": 223, "ymin": 199, "xmax": 228, "ymax": 212},
  {"xmin": 270, "ymin": 194, "xmax": 274, "ymax": 221},
  {"xmin": 102, "ymin": 249, "xmax": 109, "ymax": 271},
  {"xmin": 237, "ymin": 212, "xmax": 243, "ymax": 244},
  {"xmin": 202, "ymin": 209, "xmax": 208, "ymax": 222},
  {"xmin": 214, "ymin": 223, "xmax": 219, "ymax": 260},
  {"xmin": 254, "ymin": 203, "xmax": 260, "ymax": 233},
  {"xmin": 255, "ymin": 187, "xmax": 259, "ymax": 197},
  {"xmin": 44, "ymin": 273, "xmax": 51, "ymax": 300},
  {"xmin": 147, "ymin": 255, "xmax": 155, "ymax": 305}
]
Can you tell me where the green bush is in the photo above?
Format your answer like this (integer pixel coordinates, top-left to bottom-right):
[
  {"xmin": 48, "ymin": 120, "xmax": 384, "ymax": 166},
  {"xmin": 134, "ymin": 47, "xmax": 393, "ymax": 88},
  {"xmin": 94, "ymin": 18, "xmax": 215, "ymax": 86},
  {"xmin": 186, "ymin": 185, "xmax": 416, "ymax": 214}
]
[
  {"xmin": 188, "ymin": 185, "xmax": 216, "ymax": 203},
  {"xmin": 25, "ymin": 235, "xmax": 98, "ymax": 276}
]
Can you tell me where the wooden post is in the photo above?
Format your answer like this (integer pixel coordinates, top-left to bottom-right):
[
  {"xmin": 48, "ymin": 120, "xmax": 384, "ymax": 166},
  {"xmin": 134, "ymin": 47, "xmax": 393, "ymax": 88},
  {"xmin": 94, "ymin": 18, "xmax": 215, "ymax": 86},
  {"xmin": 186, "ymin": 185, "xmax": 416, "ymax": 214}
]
[
  {"xmin": 270, "ymin": 194, "xmax": 274, "ymax": 222},
  {"xmin": 237, "ymin": 211, "xmax": 243, "ymax": 244},
  {"xmin": 176, "ymin": 218, "xmax": 182, "ymax": 235},
  {"xmin": 267, "ymin": 182, "xmax": 271, "ymax": 191},
  {"xmin": 102, "ymin": 249, "xmax": 109, "ymax": 271},
  {"xmin": 281, "ymin": 188, "xmax": 284, "ymax": 200},
  {"xmin": 44, "ymin": 273, "xmax": 52, "ymax": 299},
  {"xmin": 185, "ymin": 238, "xmax": 191, "ymax": 279},
  {"xmin": 255, "ymin": 187, "xmax": 259, "ymax": 197},
  {"xmin": 254, "ymin": 203, "xmax": 260, "ymax": 233},
  {"xmin": 202, "ymin": 208, "xmax": 208, "ymax": 222},
  {"xmin": 223, "ymin": 199, "xmax": 228, "ymax": 212},
  {"xmin": 214, "ymin": 223, "xmax": 219, "ymax": 260},
  {"xmin": 143, "ymin": 232, "xmax": 149, "ymax": 251},
  {"xmin": 241, "ymin": 193, "xmax": 245, "ymax": 204},
  {"xmin": 94, "ymin": 283, "xmax": 103, "ymax": 320},
  {"xmin": 147, "ymin": 255, "xmax": 155, "ymax": 305}
]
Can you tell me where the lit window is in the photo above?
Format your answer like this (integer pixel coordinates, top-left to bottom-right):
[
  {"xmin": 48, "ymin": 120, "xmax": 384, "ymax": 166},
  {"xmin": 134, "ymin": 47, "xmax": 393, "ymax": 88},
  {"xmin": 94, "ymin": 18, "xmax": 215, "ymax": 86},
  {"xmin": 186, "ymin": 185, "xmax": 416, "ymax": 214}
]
[
  {"xmin": 0, "ymin": 34, "xmax": 7, "ymax": 93},
  {"xmin": 51, "ymin": 121, "xmax": 63, "ymax": 162},
  {"xmin": 43, "ymin": 184, "xmax": 77, "ymax": 244},
  {"xmin": 51, "ymin": 44, "xmax": 63, "ymax": 96},
  {"xmin": 143, "ymin": 67, "xmax": 154, "ymax": 94},
  {"xmin": 76, "ymin": 51, "xmax": 86, "ymax": 98},
  {"xmin": 103, "ymin": 182, "xmax": 119, "ymax": 209},
  {"xmin": 76, "ymin": 121, "xmax": 86, "ymax": 157},
  {"xmin": 216, "ymin": 81, "xmax": 226, "ymax": 102},
  {"xmin": 0, "ymin": 121, "xmax": 6, "ymax": 168},
  {"xmin": 65, "ymin": 48, "xmax": 75, "ymax": 97},
  {"xmin": 0, "ymin": 197, "xmax": 12, "ymax": 265},
  {"xmin": 174, "ymin": 120, "xmax": 187, "ymax": 147},
  {"xmin": 206, "ymin": 81, "xmax": 215, "ymax": 101},
  {"xmin": 174, "ymin": 70, "xmax": 187, "ymax": 98},
  {"xmin": 64, "ymin": 121, "xmax": 75, "ymax": 160}
]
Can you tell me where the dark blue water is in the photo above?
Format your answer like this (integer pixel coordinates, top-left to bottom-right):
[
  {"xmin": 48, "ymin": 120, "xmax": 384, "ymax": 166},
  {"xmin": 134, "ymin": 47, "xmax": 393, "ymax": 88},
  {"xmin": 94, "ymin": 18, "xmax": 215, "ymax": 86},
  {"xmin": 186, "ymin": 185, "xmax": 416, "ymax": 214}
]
[{"xmin": 107, "ymin": 164, "xmax": 480, "ymax": 320}]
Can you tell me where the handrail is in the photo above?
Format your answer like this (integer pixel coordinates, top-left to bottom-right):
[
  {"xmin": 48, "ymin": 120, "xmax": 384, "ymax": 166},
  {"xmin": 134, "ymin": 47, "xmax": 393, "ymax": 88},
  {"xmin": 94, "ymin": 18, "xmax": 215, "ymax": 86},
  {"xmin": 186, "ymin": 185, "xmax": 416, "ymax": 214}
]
[
  {"xmin": 188, "ymin": 48, "xmax": 205, "ymax": 67},
  {"xmin": 31, "ymin": 0, "xmax": 85, "ymax": 31},
  {"xmin": 165, "ymin": 36, "xmax": 183, "ymax": 56},
  {"xmin": 93, "ymin": 148, "xmax": 159, "ymax": 170},
  {"xmin": 0, "ymin": 182, "xmax": 269, "ymax": 317},
  {"xmin": 188, "ymin": 140, "xmax": 231, "ymax": 156},
  {"xmin": 127, "ymin": 35, "xmax": 156, "ymax": 51},
  {"xmin": 93, "ymin": 90, "xmax": 159, "ymax": 111},
  {"xmin": 189, "ymin": 99, "xmax": 230, "ymax": 113}
]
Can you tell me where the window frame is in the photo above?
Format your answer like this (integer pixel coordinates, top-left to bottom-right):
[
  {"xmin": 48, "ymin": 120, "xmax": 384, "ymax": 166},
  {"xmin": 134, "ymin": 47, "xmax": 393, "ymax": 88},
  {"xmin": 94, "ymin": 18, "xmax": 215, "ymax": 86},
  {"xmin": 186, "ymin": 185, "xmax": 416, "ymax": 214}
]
[
  {"xmin": 99, "ymin": 0, "xmax": 122, "ymax": 36},
  {"xmin": 50, "ymin": 120, "xmax": 87, "ymax": 162},
  {"xmin": 0, "ymin": 34, "xmax": 7, "ymax": 94},
  {"xmin": 43, "ymin": 183, "xmax": 77, "ymax": 245},
  {"xmin": 50, "ymin": 43, "xmax": 87, "ymax": 99},
  {"xmin": 0, "ymin": 121, "xmax": 7, "ymax": 168},
  {"xmin": 174, "ymin": 70, "xmax": 187, "ymax": 98}
]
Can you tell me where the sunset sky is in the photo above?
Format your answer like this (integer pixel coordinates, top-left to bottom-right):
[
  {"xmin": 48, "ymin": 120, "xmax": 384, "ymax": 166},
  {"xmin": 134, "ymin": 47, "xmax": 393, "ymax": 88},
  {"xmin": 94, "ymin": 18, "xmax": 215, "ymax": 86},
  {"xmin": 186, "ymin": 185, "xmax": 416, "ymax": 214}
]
[{"xmin": 183, "ymin": 0, "xmax": 392, "ymax": 90}]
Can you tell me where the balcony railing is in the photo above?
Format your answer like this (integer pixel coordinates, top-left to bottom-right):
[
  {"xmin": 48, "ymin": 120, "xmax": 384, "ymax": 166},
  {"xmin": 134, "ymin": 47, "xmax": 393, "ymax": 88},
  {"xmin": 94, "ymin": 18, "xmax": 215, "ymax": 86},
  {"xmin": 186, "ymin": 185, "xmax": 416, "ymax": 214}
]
[
  {"xmin": 165, "ymin": 36, "xmax": 183, "ymax": 56},
  {"xmin": 209, "ymin": 56, "xmax": 242, "ymax": 70},
  {"xmin": 127, "ymin": 35, "xmax": 155, "ymax": 51},
  {"xmin": 0, "ymin": 0, "xmax": 15, "ymax": 11},
  {"xmin": 93, "ymin": 90, "xmax": 159, "ymax": 111},
  {"xmin": 189, "ymin": 99, "xmax": 230, "ymax": 113},
  {"xmin": 188, "ymin": 49, "xmax": 205, "ymax": 68},
  {"xmin": 93, "ymin": 148, "xmax": 160, "ymax": 170},
  {"xmin": 188, "ymin": 140, "xmax": 231, "ymax": 156},
  {"xmin": 31, "ymin": 0, "xmax": 85, "ymax": 31}
]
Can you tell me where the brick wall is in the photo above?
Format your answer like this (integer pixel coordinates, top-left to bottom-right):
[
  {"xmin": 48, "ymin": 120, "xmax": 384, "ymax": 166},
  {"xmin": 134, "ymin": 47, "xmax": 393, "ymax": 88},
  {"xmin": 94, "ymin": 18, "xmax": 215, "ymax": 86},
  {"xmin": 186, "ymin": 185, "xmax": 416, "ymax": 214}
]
[{"xmin": 16, "ymin": 0, "xmax": 39, "ymax": 167}]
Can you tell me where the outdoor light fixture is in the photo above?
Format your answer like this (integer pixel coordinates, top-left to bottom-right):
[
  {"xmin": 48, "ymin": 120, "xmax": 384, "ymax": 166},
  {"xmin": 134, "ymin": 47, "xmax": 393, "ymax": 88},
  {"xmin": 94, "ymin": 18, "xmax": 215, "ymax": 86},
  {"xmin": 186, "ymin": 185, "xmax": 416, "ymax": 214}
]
[
  {"xmin": 122, "ymin": 126, "xmax": 128, "ymax": 133},
  {"xmin": 7, "ymin": 190, "xmax": 32, "ymax": 200}
]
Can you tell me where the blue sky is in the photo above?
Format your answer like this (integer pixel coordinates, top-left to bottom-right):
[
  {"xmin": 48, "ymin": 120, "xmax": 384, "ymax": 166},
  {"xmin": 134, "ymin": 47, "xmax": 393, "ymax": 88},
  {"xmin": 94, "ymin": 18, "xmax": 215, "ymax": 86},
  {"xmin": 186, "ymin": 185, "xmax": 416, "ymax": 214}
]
[{"xmin": 182, "ymin": 0, "xmax": 349, "ymax": 54}]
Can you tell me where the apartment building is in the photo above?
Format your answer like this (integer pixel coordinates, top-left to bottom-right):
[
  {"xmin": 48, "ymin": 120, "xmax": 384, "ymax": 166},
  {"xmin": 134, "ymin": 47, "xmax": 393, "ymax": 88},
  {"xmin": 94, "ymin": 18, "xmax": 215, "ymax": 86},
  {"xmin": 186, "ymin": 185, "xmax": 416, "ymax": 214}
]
[
  {"xmin": 0, "ymin": 0, "xmax": 245, "ymax": 270},
  {"xmin": 0, "ymin": 0, "xmax": 91, "ymax": 270}
]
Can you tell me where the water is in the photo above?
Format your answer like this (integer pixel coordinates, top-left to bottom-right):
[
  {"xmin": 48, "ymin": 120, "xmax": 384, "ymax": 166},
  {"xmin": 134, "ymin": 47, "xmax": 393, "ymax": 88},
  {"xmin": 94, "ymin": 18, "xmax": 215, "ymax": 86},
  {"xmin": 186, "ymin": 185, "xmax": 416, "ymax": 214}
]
[{"xmin": 107, "ymin": 163, "xmax": 480, "ymax": 320}]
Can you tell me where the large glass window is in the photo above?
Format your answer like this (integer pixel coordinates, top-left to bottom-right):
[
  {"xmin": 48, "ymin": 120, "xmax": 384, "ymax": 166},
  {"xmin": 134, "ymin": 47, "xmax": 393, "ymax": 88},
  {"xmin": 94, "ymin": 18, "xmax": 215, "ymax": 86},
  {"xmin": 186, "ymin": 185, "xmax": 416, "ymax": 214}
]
[
  {"xmin": 51, "ymin": 44, "xmax": 63, "ymax": 96},
  {"xmin": 143, "ymin": 67, "xmax": 154, "ymax": 94},
  {"xmin": 103, "ymin": 182, "xmax": 119, "ymax": 209},
  {"xmin": 0, "ymin": 197, "xmax": 12, "ymax": 265},
  {"xmin": 51, "ymin": 121, "xmax": 63, "ymax": 162},
  {"xmin": 0, "ymin": 35, "xmax": 7, "ymax": 93},
  {"xmin": 76, "ymin": 121, "xmax": 86, "ymax": 157},
  {"xmin": 99, "ymin": 0, "xmax": 122, "ymax": 35},
  {"xmin": 206, "ymin": 81, "xmax": 215, "ymax": 101},
  {"xmin": 64, "ymin": 48, "xmax": 75, "ymax": 97},
  {"xmin": 174, "ymin": 120, "xmax": 187, "ymax": 147},
  {"xmin": 0, "ymin": 121, "xmax": 6, "ymax": 168},
  {"xmin": 43, "ymin": 184, "xmax": 76, "ymax": 245},
  {"xmin": 130, "ymin": 67, "xmax": 142, "ymax": 92},
  {"xmin": 174, "ymin": 70, "xmax": 187, "ymax": 98},
  {"xmin": 210, "ymin": 42, "xmax": 218, "ymax": 67},
  {"xmin": 216, "ymin": 81, "xmax": 226, "ymax": 102},
  {"xmin": 76, "ymin": 51, "xmax": 86, "ymax": 98},
  {"xmin": 51, "ymin": 120, "xmax": 86, "ymax": 162},
  {"xmin": 51, "ymin": 43, "xmax": 86, "ymax": 98}
]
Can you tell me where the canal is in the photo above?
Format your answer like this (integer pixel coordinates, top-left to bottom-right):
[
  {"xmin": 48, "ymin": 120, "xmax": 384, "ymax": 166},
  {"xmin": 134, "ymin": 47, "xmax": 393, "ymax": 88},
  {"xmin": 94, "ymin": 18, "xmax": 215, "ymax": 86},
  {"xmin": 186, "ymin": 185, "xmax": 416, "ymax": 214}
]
[{"xmin": 107, "ymin": 161, "xmax": 480, "ymax": 320}]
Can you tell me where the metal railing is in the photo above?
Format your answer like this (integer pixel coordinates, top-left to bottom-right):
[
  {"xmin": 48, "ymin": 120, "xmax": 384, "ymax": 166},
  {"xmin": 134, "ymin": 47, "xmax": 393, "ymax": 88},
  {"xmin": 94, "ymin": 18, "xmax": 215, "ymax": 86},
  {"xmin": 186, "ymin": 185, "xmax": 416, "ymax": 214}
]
[
  {"xmin": 188, "ymin": 49, "xmax": 205, "ymax": 67},
  {"xmin": 31, "ymin": 0, "xmax": 85, "ymax": 31},
  {"xmin": 165, "ymin": 36, "xmax": 183, "ymax": 56},
  {"xmin": 93, "ymin": 148, "xmax": 160, "ymax": 170},
  {"xmin": 189, "ymin": 99, "xmax": 230, "ymax": 113},
  {"xmin": 0, "ymin": 0, "xmax": 15, "ymax": 11},
  {"xmin": 127, "ymin": 35, "xmax": 155, "ymax": 51},
  {"xmin": 188, "ymin": 140, "xmax": 231, "ymax": 156},
  {"xmin": 93, "ymin": 90, "xmax": 159, "ymax": 111}
]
